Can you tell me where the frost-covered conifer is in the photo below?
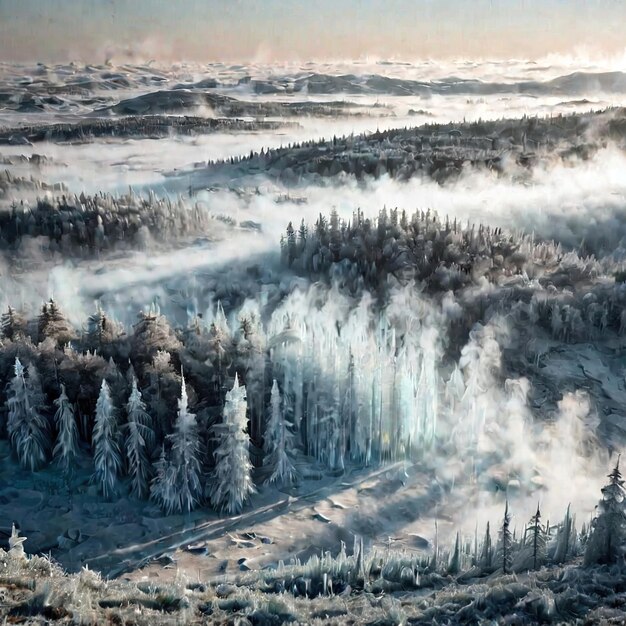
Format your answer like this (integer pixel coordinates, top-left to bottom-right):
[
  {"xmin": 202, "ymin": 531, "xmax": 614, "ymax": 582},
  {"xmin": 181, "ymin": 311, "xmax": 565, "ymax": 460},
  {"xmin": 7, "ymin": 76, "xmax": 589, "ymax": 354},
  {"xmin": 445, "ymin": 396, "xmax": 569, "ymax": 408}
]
[
  {"xmin": 124, "ymin": 378, "xmax": 154, "ymax": 499},
  {"xmin": 499, "ymin": 501, "xmax": 513, "ymax": 574},
  {"xmin": 150, "ymin": 376, "xmax": 202, "ymax": 513},
  {"xmin": 26, "ymin": 363, "xmax": 46, "ymax": 414},
  {"xmin": 168, "ymin": 375, "xmax": 202, "ymax": 512},
  {"xmin": 210, "ymin": 374, "xmax": 256, "ymax": 513},
  {"xmin": 150, "ymin": 446, "xmax": 178, "ymax": 513},
  {"xmin": 39, "ymin": 298, "xmax": 74, "ymax": 345},
  {"xmin": 1, "ymin": 305, "xmax": 26, "ymax": 340},
  {"xmin": 53, "ymin": 383, "xmax": 79, "ymax": 471},
  {"xmin": 7, "ymin": 358, "xmax": 49, "ymax": 471},
  {"xmin": 132, "ymin": 307, "xmax": 182, "ymax": 363},
  {"xmin": 584, "ymin": 458, "xmax": 626, "ymax": 565},
  {"xmin": 263, "ymin": 379, "xmax": 298, "ymax": 486},
  {"xmin": 527, "ymin": 504, "xmax": 546, "ymax": 570},
  {"xmin": 91, "ymin": 380, "xmax": 122, "ymax": 499},
  {"xmin": 86, "ymin": 306, "xmax": 108, "ymax": 351}
]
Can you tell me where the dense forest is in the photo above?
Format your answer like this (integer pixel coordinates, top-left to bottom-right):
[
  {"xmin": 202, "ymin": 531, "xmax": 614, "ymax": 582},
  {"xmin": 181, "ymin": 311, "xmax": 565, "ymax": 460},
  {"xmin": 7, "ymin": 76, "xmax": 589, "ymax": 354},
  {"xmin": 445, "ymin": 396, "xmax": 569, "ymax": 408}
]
[{"xmin": 1, "ymin": 206, "xmax": 626, "ymax": 591}]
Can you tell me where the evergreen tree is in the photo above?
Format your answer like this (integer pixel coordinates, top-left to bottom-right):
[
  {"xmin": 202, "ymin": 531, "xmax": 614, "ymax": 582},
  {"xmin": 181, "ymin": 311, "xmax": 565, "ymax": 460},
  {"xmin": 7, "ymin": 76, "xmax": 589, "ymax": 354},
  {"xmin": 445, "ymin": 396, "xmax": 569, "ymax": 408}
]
[
  {"xmin": 124, "ymin": 378, "xmax": 154, "ymax": 499},
  {"xmin": 1, "ymin": 306, "xmax": 26, "ymax": 340},
  {"xmin": 527, "ymin": 503, "xmax": 546, "ymax": 570},
  {"xmin": 6, "ymin": 358, "xmax": 49, "ymax": 471},
  {"xmin": 25, "ymin": 363, "xmax": 46, "ymax": 416},
  {"xmin": 167, "ymin": 375, "xmax": 203, "ymax": 512},
  {"xmin": 85, "ymin": 306, "xmax": 124, "ymax": 354},
  {"xmin": 91, "ymin": 380, "xmax": 122, "ymax": 499},
  {"xmin": 286, "ymin": 221, "xmax": 297, "ymax": 267},
  {"xmin": 39, "ymin": 298, "xmax": 74, "ymax": 345},
  {"xmin": 150, "ymin": 446, "xmax": 179, "ymax": 513},
  {"xmin": 53, "ymin": 383, "xmax": 79, "ymax": 471},
  {"xmin": 37, "ymin": 302, "xmax": 50, "ymax": 341},
  {"xmin": 132, "ymin": 307, "xmax": 182, "ymax": 364},
  {"xmin": 329, "ymin": 208, "xmax": 341, "ymax": 261},
  {"xmin": 499, "ymin": 501, "xmax": 513, "ymax": 574},
  {"xmin": 209, "ymin": 374, "xmax": 256, "ymax": 514},
  {"xmin": 263, "ymin": 379, "xmax": 298, "ymax": 486},
  {"xmin": 150, "ymin": 376, "xmax": 202, "ymax": 513},
  {"xmin": 297, "ymin": 219, "xmax": 308, "ymax": 256},
  {"xmin": 87, "ymin": 306, "xmax": 108, "ymax": 350},
  {"xmin": 584, "ymin": 458, "xmax": 626, "ymax": 565},
  {"xmin": 144, "ymin": 349, "xmax": 181, "ymax": 439},
  {"xmin": 479, "ymin": 521, "xmax": 493, "ymax": 570}
]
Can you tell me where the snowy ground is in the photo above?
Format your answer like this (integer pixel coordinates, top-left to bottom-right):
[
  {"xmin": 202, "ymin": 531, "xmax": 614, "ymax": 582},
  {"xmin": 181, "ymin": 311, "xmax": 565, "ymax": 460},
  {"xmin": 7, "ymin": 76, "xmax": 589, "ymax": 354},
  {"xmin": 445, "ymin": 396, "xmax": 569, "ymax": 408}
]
[{"xmin": 1, "ymin": 443, "xmax": 442, "ymax": 581}]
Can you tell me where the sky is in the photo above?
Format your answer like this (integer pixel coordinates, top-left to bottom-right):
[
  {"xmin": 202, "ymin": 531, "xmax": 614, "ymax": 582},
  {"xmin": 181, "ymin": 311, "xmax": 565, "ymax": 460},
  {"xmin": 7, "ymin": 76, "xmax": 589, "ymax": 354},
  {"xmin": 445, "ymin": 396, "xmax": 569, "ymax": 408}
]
[{"xmin": 0, "ymin": 0, "xmax": 625, "ymax": 63}]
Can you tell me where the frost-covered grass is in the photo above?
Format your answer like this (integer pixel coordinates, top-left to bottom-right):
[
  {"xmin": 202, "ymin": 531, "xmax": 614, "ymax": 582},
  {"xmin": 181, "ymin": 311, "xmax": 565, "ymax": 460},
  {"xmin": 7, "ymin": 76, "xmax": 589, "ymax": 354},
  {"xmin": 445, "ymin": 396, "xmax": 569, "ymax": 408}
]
[{"xmin": 3, "ymin": 529, "xmax": 626, "ymax": 625}]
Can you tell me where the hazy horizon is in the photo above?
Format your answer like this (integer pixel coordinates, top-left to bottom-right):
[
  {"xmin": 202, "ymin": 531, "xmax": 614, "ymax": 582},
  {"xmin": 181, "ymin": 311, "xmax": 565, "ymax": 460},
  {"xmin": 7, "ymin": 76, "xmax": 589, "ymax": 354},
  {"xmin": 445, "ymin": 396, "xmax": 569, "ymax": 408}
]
[{"xmin": 1, "ymin": 0, "xmax": 626, "ymax": 65}]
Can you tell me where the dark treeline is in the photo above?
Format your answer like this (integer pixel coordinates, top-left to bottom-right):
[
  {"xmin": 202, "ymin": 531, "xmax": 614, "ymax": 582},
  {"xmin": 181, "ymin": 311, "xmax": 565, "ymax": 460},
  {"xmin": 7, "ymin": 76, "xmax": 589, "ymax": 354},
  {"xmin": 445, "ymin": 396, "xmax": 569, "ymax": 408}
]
[
  {"xmin": 0, "ymin": 115, "xmax": 288, "ymax": 145},
  {"xmin": 0, "ymin": 207, "xmax": 625, "ymax": 583},
  {"xmin": 0, "ymin": 190, "xmax": 219, "ymax": 256},
  {"xmin": 104, "ymin": 88, "xmax": 369, "ymax": 119},
  {"xmin": 281, "ymin": 206, "xmax": 517, "ymax": 293},
  {"xmin": 0, "ymin": 169, "xmax": 67, "ymax": 200},
  {"xmin": 203, "ymin": 107, "xmax": 626, "ymax": 183},
  {"xmin": 0, "ymin": 296, "xmax": 289, "ymax": 514},
  {"xmin": 279, "ymin": 206, "xmax": 626, "ymax": 347}
]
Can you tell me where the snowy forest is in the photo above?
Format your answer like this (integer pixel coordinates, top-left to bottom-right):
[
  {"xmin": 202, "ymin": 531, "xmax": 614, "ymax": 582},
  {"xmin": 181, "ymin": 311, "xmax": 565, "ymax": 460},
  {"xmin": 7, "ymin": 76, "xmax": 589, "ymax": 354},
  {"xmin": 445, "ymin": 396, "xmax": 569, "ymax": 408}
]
[
  {"xmin": 4, "ymin": 48, "xmax": 626, "ymax": 622},
  {"xmin": 2, "ymin": 204, "xmax": 626, "ymax": 579}
]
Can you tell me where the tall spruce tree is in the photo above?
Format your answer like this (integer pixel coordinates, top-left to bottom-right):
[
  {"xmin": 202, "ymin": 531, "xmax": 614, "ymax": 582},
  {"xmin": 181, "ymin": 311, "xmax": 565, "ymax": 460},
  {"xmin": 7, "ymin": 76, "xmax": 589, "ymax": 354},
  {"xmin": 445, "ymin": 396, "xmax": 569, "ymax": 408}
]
[
  {"xmin": 499, "ymin": 500, "xmax": 513, "ymax": 574},
  {"xmin": 1, "ymin": 306, "xmax": 26, "ymax": 340},
  {"xmin": 150, "ymin": 375, "xmax": 202, "ymax": 513},
  {"xmin": 209, "ymin": 374, "xmax": 256, "ymax": 513},
  {"xmin": 168, "ymin": 375, "xmax": 203, "ymax": 512},
  {"xmin": 7, "ymin": 358, "xmax": 49, "ymax": 471},
  {"xmin": 527, "ymin": 503, "xmax": 546, "ymax": 570},
  {"xmin": 91, "ymin": 380, "xmax": 122, "ymax": 499},
  {"xmin": 584, "ymin": 458, "xmax": 626, "ymax": 565},
  {"xmin": 124, "ymin": 378, "xmax": 154, "ymax": 499},
  {"xmin": 263, "ymin": 379, "xmax": 298, "ymax": 486},
  {"xmin": 479, "ymin": 521, "xmax": 493, "ymax": 571},
  {"xmin": 53, "ymin": 383, "xmax": 79, "ymax": 472}
]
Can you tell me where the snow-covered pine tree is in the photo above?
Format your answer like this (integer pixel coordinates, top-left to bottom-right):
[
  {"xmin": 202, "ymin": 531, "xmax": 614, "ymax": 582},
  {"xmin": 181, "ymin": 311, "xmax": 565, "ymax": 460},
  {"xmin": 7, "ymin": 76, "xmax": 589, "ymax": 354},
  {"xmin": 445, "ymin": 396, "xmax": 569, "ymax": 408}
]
[
  {"xmin": 6, "ymin": 358, "xmax": 49, "ymax": 471},
  {"xmin": 479, "ymin": 522, "xmax": 493, "ymax": 571},
  {"xmin": 150, "ymin": 445, "xmax": 180, "ymax": 513},
  {"xmin": 86, "ymin": 306, "xmax": 109, "ymax": 352},
  {"xmin": 124, "ymin": 377, "xmax": 155, "ymax": 499},
  {"xmin": 584, "ymin": 458, "xmax": 626, "ymax": 565},
  {"xmin": 26, "ymin": 363, "xmax": 46, "ymax": 414},
  {"xmin": 286, "ymin": 221, "xmax": 297, "ymax": 267},
  {"xmin": 91, "ymin": 380, "xmax": 122, "ymax": 499},
  {"xmin": 165, "ymin": 375, "xmax": 203, "ymax": 513},
  {"xmin": 527, "ymin": 503, "xmax": 546, "ymax": 570},
  {"xmin": 39, "ymin": 298, "xmax": 74, "ymax": 345},
  {"xmin": 210, "ymin": 374, "xmax": 256, "ymax": 514},
  {"xmin": 1, "ymin": 305, "xmax": 26, "ymax": 340},
  {"xmin": 263, "ymin": 379, "xmax": 298, "ymax": 486},
  {"xmin": 499, "ymin": 501, "xmax": 513, "ymax": 574},
  {"xmin": 132, "ymin": 307, "xmax": 182, "ymax": 364},
  {"xmin": 53, "ymin": 383, "xmax": 79, "ymax": 471}
]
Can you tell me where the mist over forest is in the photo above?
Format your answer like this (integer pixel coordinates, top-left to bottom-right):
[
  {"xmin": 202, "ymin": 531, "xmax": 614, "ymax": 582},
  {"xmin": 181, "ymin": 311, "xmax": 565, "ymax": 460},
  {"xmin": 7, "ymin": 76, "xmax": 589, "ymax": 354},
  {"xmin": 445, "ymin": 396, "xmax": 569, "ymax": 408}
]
[{"xmin": 2, "ymin": 54, "xmax": 626, "ymax": 623}]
